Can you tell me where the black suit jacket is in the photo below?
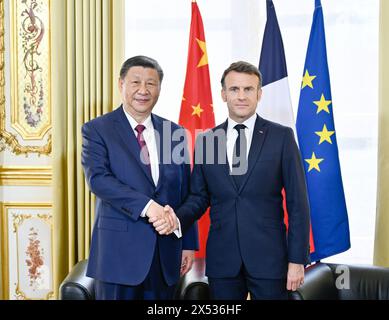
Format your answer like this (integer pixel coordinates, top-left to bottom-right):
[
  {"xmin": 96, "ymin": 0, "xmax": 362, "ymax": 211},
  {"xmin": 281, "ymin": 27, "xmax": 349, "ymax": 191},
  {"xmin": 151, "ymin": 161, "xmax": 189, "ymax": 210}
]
[{"xmin": 178, "ymin": 115, "xmax": 310, "ymax": 279}]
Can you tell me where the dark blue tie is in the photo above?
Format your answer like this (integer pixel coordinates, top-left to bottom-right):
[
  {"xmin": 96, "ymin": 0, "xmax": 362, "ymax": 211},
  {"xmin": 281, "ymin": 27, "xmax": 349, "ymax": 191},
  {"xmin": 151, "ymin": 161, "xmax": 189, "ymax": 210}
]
[{"xmin": 231, "ymin": 124, "xmax": 248, "ymax": 188}]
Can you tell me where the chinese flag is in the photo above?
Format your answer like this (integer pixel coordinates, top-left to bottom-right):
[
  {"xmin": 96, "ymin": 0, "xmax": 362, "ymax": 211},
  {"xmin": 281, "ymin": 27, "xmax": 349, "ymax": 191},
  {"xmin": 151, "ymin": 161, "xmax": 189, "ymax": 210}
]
[{"xmin": 179, "ymin": 0, "xmax": 215, "ymax": 258}]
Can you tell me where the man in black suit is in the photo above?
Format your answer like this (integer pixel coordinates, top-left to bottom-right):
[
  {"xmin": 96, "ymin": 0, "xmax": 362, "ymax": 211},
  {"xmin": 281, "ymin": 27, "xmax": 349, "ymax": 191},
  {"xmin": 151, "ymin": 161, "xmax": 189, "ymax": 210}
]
[{"xmin": 151, "ymin": 61, "xmax": 310, "ymax": 300}]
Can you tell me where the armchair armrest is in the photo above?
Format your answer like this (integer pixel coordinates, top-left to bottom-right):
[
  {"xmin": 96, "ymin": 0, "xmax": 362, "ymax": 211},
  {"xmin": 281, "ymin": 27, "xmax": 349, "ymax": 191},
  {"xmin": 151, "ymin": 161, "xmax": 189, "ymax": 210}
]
[
  {"xmin": 174, "ymin": 257, "xmax": 210, "ymax": 300},
  {"xmin": 289, "ymin": 263, "xmax": 338, "ymax": 300},
  {"xmin": 59, "ymin": 260, "xmax": 95, "ymax": 300}
]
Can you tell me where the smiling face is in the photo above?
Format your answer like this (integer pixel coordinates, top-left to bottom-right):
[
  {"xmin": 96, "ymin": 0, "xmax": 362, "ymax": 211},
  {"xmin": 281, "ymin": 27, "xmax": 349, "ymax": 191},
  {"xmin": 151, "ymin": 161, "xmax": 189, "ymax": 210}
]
[
  {"xmin": 119, "ymin": 66, "xmax": 161, "ymax": 122},
  {"xmin": 221, "ymin": 71, "xmax": 262, "ymax": 123}
]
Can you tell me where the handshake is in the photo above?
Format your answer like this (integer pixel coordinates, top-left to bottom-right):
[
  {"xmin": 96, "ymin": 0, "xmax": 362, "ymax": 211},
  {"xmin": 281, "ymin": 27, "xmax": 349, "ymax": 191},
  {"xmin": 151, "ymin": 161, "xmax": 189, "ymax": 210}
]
[{"xmin": 146, "ymin": 202, "xmax": 179, "ymax": 235}]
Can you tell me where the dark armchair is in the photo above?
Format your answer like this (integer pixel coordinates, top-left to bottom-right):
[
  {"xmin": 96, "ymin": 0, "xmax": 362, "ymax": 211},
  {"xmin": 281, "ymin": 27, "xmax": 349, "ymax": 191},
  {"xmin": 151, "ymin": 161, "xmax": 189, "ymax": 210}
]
[
  {"xmin": 289, "ymin": 262, "xmax": 389, "ymax": 300},
  {"xmin": 59, "ymin": 260, "xmax": 95, "ymax": 300},
  {"xmin": 59, "ymin": 258, "xmax": 210, "ymax": 300},
  {"xmin": 60, "ymin": 259, "xmax": 389, "ymax": 300}
]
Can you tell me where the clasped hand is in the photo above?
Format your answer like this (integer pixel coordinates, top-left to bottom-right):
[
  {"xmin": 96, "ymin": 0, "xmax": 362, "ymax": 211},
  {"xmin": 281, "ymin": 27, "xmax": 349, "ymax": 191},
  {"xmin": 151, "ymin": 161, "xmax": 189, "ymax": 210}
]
[{"xmin": 146, "ymin": 202, "xmax": 178, "ymax": 235}]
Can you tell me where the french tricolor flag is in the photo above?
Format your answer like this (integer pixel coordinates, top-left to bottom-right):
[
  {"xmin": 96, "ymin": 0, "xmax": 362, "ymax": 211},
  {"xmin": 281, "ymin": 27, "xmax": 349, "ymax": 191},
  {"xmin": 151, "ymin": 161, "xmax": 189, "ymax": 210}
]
[
  {"xmin": 258, "ymin": 0, "xmax": 294, "ymax": 130},
  {"xmin": 258, "ymin": 0, "xmax": 315, "ymax": 254}
]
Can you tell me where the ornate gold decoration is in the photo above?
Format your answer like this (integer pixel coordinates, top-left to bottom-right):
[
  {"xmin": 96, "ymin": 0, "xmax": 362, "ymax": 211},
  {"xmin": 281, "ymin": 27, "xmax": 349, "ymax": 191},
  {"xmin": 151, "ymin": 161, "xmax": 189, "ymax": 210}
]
[
  {"xmin": 12, "ymin": 213, "xmax": 32, "ymax": 233},
  {"xmin": 11, "ymin": 0, "xmax": 51, "ymax": 139},
  {"xmin": 0, "ymin": 0, "xmax": 52, "ymax": 156},
  {"xmin": 1, "ymin": 202, "xmax": 9, "ymax": 300},
  {"xmin": 1, "ymin": 203, "xmax": 53, "ymax": 300},
  {"xmin": 14, "ymin": 284, "xmax": 27, "ymax": 300},
  {"xmin": 37, "ymin": 213, "xmax": 52, "ymax": 225},
  {"xmin": 0, "ymin": 166, "xmax": 52, "ymax": 186},
  {"xmin": 15, "ymin": 283, "xmax": 53, "ymax": 300}
]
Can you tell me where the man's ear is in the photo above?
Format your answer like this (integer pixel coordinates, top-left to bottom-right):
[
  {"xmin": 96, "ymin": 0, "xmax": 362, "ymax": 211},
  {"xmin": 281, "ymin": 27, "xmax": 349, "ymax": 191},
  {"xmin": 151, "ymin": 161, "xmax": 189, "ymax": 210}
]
[
  {"xmin": 118, "ymin": 78, "xmax": 122, "ymax": 92},
  {"xmin": 257, "ymin": 88, "xmax": 263, "ymax": 101},
  {"xmin": 221, "ymin": 88, "xmax": 227, "ymax": 102}
]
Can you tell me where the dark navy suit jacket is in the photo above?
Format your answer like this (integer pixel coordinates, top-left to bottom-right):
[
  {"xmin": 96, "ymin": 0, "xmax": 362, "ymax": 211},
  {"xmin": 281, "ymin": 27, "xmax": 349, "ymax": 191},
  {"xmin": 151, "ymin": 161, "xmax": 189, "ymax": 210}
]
[
  {"xmin": 177, "ymin": 115, "xmax": 310, "ymax": 279},
  {"xmin": 81, "ymin": 106, "xmax": 198, "ymax": 286}
]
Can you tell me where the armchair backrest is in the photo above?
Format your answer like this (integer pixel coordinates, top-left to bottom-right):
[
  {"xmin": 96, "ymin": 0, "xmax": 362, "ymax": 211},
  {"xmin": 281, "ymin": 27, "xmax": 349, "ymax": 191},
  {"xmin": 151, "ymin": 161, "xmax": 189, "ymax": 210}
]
[{"xmin": 328, "ymin": 263, "xmax": 389, "ymax": 300}]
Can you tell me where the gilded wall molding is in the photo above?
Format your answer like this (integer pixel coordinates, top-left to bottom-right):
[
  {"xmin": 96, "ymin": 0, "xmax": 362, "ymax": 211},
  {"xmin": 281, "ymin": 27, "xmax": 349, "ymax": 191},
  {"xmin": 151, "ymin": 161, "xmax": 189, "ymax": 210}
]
[
  {"xmin": 0, "ymin": 201, "xmax": 9, "ymax": 300},
  {"xmin": 0, "ymin": 0, "xmax": 52, "ymax": 156},
  {"xmin": 1, "ymin": 202, "xmax": 53, "ymax": 300},
  {"xmin": 0, "ymin": 166, "xmax": 52, "ymax": 186}
]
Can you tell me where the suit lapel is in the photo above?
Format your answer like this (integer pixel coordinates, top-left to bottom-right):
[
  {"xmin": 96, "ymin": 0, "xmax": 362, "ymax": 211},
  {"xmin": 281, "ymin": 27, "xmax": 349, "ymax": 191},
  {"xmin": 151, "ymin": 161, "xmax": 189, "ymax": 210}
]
[
  {"xmin": 237, "ymin": 115, "xmax": 268, "ymax": 193},
  {"xmin": 114, "ymin": 106, "xmax": 155, "ymax": 187},
  {"xmin": 151, "ymin": 114, "xmax": 164, "ymax": 192}
]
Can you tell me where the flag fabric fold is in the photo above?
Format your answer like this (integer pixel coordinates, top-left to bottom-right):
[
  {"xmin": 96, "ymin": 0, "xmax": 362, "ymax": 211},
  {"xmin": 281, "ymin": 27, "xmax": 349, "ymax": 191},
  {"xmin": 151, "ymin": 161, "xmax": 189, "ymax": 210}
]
[
  {"xmin": 179, "ymin": 1, "xmax": 215, "ymax": 258},
  {"xmin": 258, "ymin": 0, "xmax": 294, "ymax": 129},
  {"xmin": 296, "ymin": 0, "xmax": 350, "ymax": 262},
  {"xmin": 258, "ymin": 0, "xmax": 315, "ymax": 254}
]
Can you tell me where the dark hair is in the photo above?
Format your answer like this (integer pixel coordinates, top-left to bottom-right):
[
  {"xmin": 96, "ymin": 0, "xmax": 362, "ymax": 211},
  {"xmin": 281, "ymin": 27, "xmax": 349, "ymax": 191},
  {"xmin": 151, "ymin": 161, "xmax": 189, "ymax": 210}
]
[
  {"xmin": 220, "ymin": 61, "xmax": 262, "ymax": 89},
  {"xmin": 120, "ymin": 55, "xmax": 164, "ymax": 82}
]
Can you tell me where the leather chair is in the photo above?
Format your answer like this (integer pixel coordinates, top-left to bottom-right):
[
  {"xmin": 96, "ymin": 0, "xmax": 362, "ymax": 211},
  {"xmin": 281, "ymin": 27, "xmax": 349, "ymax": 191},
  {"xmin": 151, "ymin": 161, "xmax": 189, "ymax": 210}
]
[
  {"xmin": 59, "ymin": 260, "xmax": 95, "ymax": 300},
  {"xmin": 174, "ymin": 257, "xmax": 210, "ymax": 300},
  {"xmin": 59, "ymin": 257, "xmax": 210, "ymax": 300},
  {"xmin": 60, "ymin": 259, "xmax": 389, "ymax": 300},
  {"xmin": 290, "ymin": 262, "xmax": 389, "ymax": 300}
]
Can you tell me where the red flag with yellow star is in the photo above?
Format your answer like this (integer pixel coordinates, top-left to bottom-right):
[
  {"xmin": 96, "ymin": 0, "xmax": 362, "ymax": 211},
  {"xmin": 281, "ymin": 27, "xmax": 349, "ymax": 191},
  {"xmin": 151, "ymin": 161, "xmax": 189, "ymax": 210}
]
[{"xmin": 179, "ymin": 0, "xmax": 215, "ymax": 258}]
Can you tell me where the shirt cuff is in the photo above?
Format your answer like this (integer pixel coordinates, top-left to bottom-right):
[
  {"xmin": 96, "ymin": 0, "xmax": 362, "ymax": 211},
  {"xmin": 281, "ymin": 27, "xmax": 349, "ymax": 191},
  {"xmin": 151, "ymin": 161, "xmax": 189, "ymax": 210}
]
[
  {"xmin": 174, "ymin": 217, "xmax": 182, "ymax": 238},
  {"xmin": 141, "ymin": 200, "xmax": 154, "ymax": 217}
]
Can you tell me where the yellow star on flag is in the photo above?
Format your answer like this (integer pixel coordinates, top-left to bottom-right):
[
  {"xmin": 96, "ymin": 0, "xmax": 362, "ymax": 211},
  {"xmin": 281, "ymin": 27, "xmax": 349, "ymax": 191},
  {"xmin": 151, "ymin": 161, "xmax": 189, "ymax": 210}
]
[
  {"xmin": 301, "ymin": 70, "xmax": 316, "ymax": 89},
  {"xmin": 315, "ymin": 124, "xmax": 335, "ymax": 144},
  {"xmin": 196, "ymin": 38, "xmax": 208, "ymax": 67},
  {"xmin": 313, "ymin": 94, "xmax": 332, "ymax": 114},
  {"xmin": 192, "ymin": 103, "xmax": 204, "ymax": 118},
  {"xmin": 305, "ymin": 152, "xmax": 324, "ymax": 172}
]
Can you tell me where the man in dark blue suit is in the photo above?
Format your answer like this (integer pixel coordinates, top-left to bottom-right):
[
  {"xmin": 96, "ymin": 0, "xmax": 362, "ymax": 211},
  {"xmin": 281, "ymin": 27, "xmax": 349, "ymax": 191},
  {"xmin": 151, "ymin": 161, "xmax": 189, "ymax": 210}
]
[
  {"xmin": 153, "ymin": 61, "xmax": 310, "ymax": 300},
  {"xmin": 81, "ymin": 56, "xmax": 198, "ymax": 300}
]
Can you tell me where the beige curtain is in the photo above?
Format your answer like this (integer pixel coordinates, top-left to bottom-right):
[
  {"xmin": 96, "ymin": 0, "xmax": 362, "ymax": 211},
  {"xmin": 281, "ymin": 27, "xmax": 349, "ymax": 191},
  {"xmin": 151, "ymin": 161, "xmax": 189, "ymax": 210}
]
[
  {"xmin": 374, "ymin": 0, "xmax": 389, "ymax": 267},
  {"xmin": 51, "ymin": 0, "xmax": 124, "ymax": 298}
]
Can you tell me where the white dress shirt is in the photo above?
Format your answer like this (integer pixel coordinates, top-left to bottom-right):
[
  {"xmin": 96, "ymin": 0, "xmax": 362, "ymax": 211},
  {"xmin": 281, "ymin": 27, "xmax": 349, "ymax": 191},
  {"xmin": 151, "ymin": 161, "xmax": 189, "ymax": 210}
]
[
  {"xmin": 226, "ymin": 113, "xmax": 257, "ymax": 170},
  {"xmin": 124, "ymin": 110, "xmax": 159, "ymax": 186},
  {"xmin": 175, "ymin": 113, "xmax": 257, "ymax": 239},
  {"xmin": 123, "ymin": 109, "xmax": 182, "ymax": 237}
]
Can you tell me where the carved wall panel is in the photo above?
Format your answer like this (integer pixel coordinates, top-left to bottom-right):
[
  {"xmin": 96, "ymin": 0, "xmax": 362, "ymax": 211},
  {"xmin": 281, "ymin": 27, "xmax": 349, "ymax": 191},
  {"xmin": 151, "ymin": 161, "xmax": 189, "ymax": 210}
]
[
  {"xmin": 1, "ymin": 202, "xmax": 53, "ymax": 300},
  {"xmin": 0, "ymin": 0, "xmax": 51, "ymax": 156}
]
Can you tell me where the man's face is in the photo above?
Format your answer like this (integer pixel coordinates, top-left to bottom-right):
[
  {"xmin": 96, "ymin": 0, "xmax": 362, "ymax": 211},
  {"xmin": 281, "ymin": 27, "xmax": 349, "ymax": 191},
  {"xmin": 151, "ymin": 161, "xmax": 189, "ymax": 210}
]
[
  {"xmin": 119, "ymin": 66, "xmax": 161, "ymax": 119},
  {"xmin": 221, "ymin": 71, "xmax": 262, "ymax": 123}
]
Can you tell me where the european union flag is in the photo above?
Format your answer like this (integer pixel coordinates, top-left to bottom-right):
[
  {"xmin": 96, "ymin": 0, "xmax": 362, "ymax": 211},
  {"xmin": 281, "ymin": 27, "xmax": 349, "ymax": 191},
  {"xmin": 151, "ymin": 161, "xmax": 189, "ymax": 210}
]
[{"xmin": 296, "ymin": 0, "xmax": 350, "ymax": 262}]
